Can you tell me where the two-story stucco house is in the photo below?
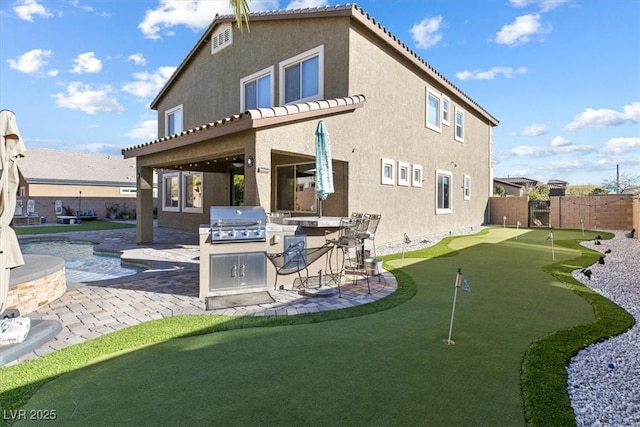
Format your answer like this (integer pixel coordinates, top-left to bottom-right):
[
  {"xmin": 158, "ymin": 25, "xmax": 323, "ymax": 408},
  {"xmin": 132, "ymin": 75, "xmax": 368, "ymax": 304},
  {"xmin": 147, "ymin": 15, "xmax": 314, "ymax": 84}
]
[{"xmin": 122, "ymin": 4, "xmax": 499, "ymax": 246}]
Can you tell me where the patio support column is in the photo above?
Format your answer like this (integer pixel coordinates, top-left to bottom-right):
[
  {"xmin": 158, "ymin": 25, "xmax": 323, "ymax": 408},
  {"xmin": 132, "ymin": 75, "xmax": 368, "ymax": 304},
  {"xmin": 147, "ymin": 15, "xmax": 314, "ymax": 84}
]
[{"xmin": 136, "ymin": 165, "xmax": 154, "ymax": 244}]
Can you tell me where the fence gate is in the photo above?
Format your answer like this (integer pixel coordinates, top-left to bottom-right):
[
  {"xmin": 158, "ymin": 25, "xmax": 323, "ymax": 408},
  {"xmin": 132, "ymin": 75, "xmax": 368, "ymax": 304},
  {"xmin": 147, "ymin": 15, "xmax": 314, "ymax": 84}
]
[{"xmin": 529, "ymin": 200, "xmax": 551, "ymax": 227}]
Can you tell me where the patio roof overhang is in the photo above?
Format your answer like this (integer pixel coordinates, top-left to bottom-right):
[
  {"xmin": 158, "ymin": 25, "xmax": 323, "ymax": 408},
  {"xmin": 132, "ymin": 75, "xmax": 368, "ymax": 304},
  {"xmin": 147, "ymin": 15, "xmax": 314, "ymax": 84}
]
[{"xmin": 122, "ymin": 95, "xmax": 366, "ymax": 161}]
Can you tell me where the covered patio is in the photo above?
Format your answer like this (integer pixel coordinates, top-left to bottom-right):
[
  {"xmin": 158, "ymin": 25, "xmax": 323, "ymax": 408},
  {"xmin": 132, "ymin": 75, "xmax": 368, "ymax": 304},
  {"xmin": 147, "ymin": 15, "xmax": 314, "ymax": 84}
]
[{"xmin": 122, "ymin": 95, "xmax": 365, "ymax": 245}]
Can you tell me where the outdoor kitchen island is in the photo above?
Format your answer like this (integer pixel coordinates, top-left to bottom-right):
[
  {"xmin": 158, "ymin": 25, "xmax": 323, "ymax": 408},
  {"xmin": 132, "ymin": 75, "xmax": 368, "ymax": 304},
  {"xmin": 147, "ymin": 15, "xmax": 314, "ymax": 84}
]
[{"xmin": 199, "ymin": 207, "xmax": 342, "ymax": 299}]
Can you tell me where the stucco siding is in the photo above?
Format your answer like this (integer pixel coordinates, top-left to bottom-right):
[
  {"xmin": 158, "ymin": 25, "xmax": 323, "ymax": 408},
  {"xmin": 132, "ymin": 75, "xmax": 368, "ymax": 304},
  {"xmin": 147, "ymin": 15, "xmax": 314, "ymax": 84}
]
[
  {"xmin": 344, "ymin": 25, "xmax": 491, "ymax": 242},
  {"xmin": 155, "ymin": 17, "xmax": 351, "ymax": 137}
]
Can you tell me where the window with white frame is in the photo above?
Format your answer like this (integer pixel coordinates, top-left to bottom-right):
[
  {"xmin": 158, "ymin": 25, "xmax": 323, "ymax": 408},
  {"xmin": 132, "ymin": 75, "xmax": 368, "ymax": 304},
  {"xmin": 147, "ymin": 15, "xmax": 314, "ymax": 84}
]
[
  {"xmin": 463, "ymin": 175, "xmax": 471, "ymax": 200},
  {"xmin": 412, "ymin": 164, "xmax": 423, "ymax": 187},
  {"xmin": 381, "ymin": 158, "xmax": 395, "ymax": 185},
  {"xmin": 211, "ymin": 23, "xmax": 232, "ymax": 54},
  {"xmin": 182, "ymin": 172, "xmax": 203, "ymax": 213},
  {"xmin": 398, "ymin": 161, "xmax": 410, "ymax": 186},
  {"xmin": 436, "ymin": 170, "xmax": 452, "ymax": 214},
  {"xmin": 426, "ymin": 88, "xmax": 441, "ymax": 132},
  {"xmin": 279, "ymin": 45, "xmax": 324, "ymax": 105},
  {"xmin": 442, "ymin": 95, "xmax": 450, "ymax": 126},
  {"xmin": 162, "ymin": 172, "xmax": 180, "ymax": 212},
  {"xmin": 165, "ymin": 105, "xmax": 183, "ymax": 136},
  {"xmin": 455, "ymin": 106, "xmax": 465, "ymax": 142},
  {"xmin": 240, "ymin": 66, "xmax": 274, "ymax": 111}
]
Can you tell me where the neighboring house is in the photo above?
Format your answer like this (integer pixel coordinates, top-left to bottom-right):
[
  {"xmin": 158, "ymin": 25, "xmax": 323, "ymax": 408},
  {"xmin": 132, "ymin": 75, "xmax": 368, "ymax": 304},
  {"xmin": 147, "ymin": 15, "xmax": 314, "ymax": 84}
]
[
  {"xmin": 493, "ymin": 177, "xmax": 540, "ymax": 197},
  {"xmin": 15, "ymin": 148, "xmax": 150, "ymax": 223},
  {"xmin": 547, "ymin": 179, "xmax": 569, "ymax": 197},
  {"xmin": 122, "ymin": 4, "xmax": 499, "ymax": 245}
]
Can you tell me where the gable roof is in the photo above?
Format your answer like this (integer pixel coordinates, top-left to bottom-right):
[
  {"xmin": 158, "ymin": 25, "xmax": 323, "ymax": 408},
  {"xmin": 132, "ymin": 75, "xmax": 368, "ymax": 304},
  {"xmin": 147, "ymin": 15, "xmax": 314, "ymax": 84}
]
[
  {"xmin": 149, "ymin": 3, "xmax": 498, "ymax": 126},
  {"xmin": 18, "ymin": 148, "xmax": 136, "ymax": 187},
  {"xmin": 123, "ymin": 94, "xmax": 365, "ymax": 158}
]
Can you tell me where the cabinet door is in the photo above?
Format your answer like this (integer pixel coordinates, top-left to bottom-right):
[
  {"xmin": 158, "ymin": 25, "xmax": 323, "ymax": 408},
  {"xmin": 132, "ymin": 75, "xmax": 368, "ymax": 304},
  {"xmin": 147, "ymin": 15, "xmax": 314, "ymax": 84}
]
[
  {"xmin": 237, "ymin": 252, "xmax": 266, "ymax": 288},
  {"xmin": 209, "ymin": 254, "xmax": 239, "ymax": 291}
]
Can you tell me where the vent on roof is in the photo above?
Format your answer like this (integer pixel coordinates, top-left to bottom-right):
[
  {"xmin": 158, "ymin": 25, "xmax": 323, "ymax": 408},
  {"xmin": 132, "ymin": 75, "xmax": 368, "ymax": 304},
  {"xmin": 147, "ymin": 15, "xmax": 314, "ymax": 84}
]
[{"xmin": 211, "ymin": 23, "xmax": 232, "ymax": 54}]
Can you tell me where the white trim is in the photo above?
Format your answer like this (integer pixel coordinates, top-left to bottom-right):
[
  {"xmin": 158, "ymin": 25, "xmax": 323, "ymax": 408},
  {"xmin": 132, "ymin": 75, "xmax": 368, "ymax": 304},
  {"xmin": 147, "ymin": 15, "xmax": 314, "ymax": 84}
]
[
  {"xmin": 442, "ymin": 95, "xmax": 450, "ymax": 126},
  {"xmin": 165, "ymin": 104, "xmax": 183, "ymax": 137},
  {"xmin": 397, "ymin": 161, "xmax": 410, "ymax": 186},
  {"xmin": 211, "ymin": 23, "xmax": 232, "ymax": 54},
  {"xmin": 381, "ymin": 158, "xmax": 395, "ymax": 185},
  {"xmin": 435, "ymin": 169, "xmax": 452, "ymax": 214},
  {"xmin": 412, "ymin": 164, "xmax": 423, "ymax": 187},
  {"xmin": 182, "ymin": 171, "xmax": 204, "ymax": 214},
  {"xmin": 162, "ymin": 172, "xmax": 180, "ymax": 212},
  {"xmin": 463, "ymin": 174, "xmax": 471, "ymax": 200},
  {"xmin": 426, "ymin": 87, "xmax": 441, "ymax": 132},
  {"xmin": 455, "ymin": 106, "xmax": 465, "ymax": 143},
  {"xmin": 240, "ymin": 66, "xmax": 275, "ymax": 111},
  {"xmin": 279, "ymin": 45, "xmax": 324, "ymax": 105}
]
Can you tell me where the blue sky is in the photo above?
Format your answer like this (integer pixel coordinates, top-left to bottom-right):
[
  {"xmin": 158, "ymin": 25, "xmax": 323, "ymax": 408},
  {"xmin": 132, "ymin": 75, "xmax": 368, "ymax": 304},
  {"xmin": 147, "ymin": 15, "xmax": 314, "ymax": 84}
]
[{"xmin": 1, "ymin": 0, "xmax": 638, "ymax": 186}]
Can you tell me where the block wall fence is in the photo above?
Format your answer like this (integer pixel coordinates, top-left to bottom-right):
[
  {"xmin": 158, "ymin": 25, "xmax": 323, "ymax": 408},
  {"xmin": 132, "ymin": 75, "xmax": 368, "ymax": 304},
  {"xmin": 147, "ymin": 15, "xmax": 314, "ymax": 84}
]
[{"xmin": 489, "ymin": 195, "xmax": 634, "ymax": 231}]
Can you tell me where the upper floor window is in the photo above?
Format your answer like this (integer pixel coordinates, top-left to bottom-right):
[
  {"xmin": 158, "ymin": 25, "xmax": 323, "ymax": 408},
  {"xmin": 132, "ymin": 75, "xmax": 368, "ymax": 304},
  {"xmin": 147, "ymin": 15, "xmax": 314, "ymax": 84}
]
[
  {"xmin": 211, "ymin": 23, "xmax": 232, "ymax": 54},
  {"xmin": 436, "ymin": 170, "xmax": 452, "ymax": 214},
  {"xmin": 442, "ymin": 95, "xmax": 450, "ymax": 126},
  {"xmin": 165, "ymin": 105, "xmax": 183, "ymax": 136},
  {"xmin": 279, "ymin": 45, "xmax": 324, "ymax": 105},
  {"xmin": 426, "ymin": 88, "xmax": 441, "ymax": 132},
  {"xmin": 455, "ymin": 107, "xmax": 465, "ymax": 142},
  {"xmin": 240, "ymin": 66, "xmax": 274, "ymax": 111}
]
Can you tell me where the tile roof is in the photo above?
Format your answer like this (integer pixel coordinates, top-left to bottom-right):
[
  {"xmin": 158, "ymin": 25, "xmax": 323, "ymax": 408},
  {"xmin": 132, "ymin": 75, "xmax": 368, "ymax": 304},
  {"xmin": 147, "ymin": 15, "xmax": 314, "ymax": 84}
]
[
  {"xmin": 149, "ymin": 4, "xmax": 498, "ymax": 126},
  {"xmin": 18, "ymin": 148, "xmax": 136, "ymax": 186},
  {"xmin": 122, "ymin": 94, "xmax": 365, "ymax": 158}
]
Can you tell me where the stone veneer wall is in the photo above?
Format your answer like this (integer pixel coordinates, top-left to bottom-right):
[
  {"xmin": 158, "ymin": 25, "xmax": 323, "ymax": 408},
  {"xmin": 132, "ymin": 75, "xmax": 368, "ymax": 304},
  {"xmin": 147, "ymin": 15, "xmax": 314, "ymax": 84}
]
[
  {"xmin": 489, "ymin": 196, "xmax": 529, "ymax": 227},
  {"xmin": 7, "ymin": 262, "xmax": 66, "ymax": 315}
]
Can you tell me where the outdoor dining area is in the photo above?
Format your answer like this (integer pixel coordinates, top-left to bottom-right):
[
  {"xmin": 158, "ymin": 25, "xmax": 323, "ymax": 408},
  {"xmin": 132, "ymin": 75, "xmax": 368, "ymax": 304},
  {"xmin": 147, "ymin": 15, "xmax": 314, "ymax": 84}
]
[{"xmin": 266, "ymin": 212, "xmax": 382, "ymax": 297}]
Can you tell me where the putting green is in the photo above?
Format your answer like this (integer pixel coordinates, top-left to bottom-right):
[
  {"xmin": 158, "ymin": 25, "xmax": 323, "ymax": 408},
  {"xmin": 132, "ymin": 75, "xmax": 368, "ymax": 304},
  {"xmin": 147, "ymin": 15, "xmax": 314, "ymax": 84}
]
[{"xmin": 13, "ymin": 228, "xmax": 600, "ymax": 426}]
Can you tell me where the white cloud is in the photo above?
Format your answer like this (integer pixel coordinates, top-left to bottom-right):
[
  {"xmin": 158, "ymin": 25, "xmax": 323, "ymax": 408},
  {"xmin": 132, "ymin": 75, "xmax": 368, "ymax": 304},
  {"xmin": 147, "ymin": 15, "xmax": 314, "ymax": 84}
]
[
  {"xmin": 7, "ymin": 48, "xmax": 53, "ymax": 73},
  {"xmin": 53, "ymin": 82, "xmax": 124, "ymax": 114},
  {"xmin": 509, "ymin": 0, "xmax": 570, "ymax": 12},
  {"xmin": 550, "ymin": 136, "xmax": 570, "ymax": 147},
  {"xmin": 511, "ymin": 123, "xmax": 548, "ymax": 136},
  {"xmin": 76, "ymin": 142, "xmax": 123, "ymax": 153},
  {"xmin": 122, "ymin": 66, "xmax": 176, "ymax": 99},
  {"xmin": 14, "ymin": 0, "xmax": 52, "ymax": 22},
  {"xmin": 286, "ymin": 0, "xmax": 328, "ymax": 9},
  {"xmin": 70, "ymin": 52, "xmax": 102, "ymax": 74},
  {"xmin": 457, "ymin": 66, "xmax": 527, "ymax": 81},
  {"xmin": 603, "ymin": 137, "xmax": 640, "ymax": 154},
  {"xmin": 127, "ymin": 53, "xmax": 147, "ymax": 66},
  {"xmin": 138, "ymin": 0, "xmax": 278, "ymax": 39},
  {"xmin": 125, "ymin": 119, "xmax": 158, "ymax": 140},
  {"xmin": 495, "ymin": 14, "xmax": 550, "ymax": 46},
  {"xmin": 410, "ymin": 16, "xmax": 443, "ymax": 49},
  {"xmin": 565, "ymin": 102, "xmax": 640, "ymax": 131}
]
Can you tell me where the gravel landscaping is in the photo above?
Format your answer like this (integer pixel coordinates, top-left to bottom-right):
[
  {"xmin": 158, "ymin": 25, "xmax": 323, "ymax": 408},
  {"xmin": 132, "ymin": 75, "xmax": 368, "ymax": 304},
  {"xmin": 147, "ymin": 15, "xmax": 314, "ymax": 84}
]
[{"xmin": 568, "ymin": 231, "xmax": 640, "ymax": 426}]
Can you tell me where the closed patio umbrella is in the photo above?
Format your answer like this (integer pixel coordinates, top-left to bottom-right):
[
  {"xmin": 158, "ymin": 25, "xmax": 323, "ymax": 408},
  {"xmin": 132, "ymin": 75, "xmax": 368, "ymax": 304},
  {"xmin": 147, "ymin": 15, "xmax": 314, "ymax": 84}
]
[
  {"xmin": 0, "ymin": 110, "xmax": 26, "ymax": 316},
  {"xmin": 315, "ymin": 120, "xmax": 334, "ymax": 217}
]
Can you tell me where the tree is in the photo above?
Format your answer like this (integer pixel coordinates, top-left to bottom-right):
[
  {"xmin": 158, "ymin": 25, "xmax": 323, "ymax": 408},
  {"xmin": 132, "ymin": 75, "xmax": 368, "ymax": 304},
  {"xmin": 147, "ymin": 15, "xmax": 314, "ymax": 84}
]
[
  {"xmin": 526, "ymin": 185, "xmax": 550, "ymax": 201},
  {"xmin": 230, "ymin": 0, "xmax": 251, "ymax": 31},
  {"xmin": 601, "ymin": 173, "xmax": 640, "ymax": 194}
]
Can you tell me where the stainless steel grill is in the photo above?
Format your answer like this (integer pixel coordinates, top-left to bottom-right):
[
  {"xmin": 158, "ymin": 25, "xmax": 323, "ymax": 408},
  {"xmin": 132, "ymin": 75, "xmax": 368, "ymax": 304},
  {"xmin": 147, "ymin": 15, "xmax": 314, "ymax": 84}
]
[{"xmin": 209, "ymin": 206, "xmax": 266, "ymax": 243}]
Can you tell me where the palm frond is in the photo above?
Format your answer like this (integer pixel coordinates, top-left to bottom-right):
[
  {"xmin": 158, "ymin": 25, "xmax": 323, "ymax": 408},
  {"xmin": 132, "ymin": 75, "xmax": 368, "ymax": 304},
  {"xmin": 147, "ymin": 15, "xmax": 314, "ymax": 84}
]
[{"xmin": 230, "ymin": 0, "xmax": 251, "ymax": 32}]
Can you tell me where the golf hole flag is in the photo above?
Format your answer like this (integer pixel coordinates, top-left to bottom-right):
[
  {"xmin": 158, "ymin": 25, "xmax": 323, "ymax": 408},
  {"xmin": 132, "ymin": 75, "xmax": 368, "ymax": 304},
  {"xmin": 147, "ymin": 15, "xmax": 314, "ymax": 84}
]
[{"xmin": 446, "ymin": 268, "xmax": 471, "ymax": 345}]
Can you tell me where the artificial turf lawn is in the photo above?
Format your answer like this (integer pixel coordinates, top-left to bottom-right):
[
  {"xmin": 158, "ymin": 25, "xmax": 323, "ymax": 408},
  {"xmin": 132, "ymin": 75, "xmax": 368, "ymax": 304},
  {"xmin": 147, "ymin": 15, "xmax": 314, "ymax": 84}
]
[
  {"xmin": 2, "ymin": 228, "xmax": 630, "ymax": 426},
  {"xmin": 14, "ymin": 220, "xmax": 135, "ymax": 235}
]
